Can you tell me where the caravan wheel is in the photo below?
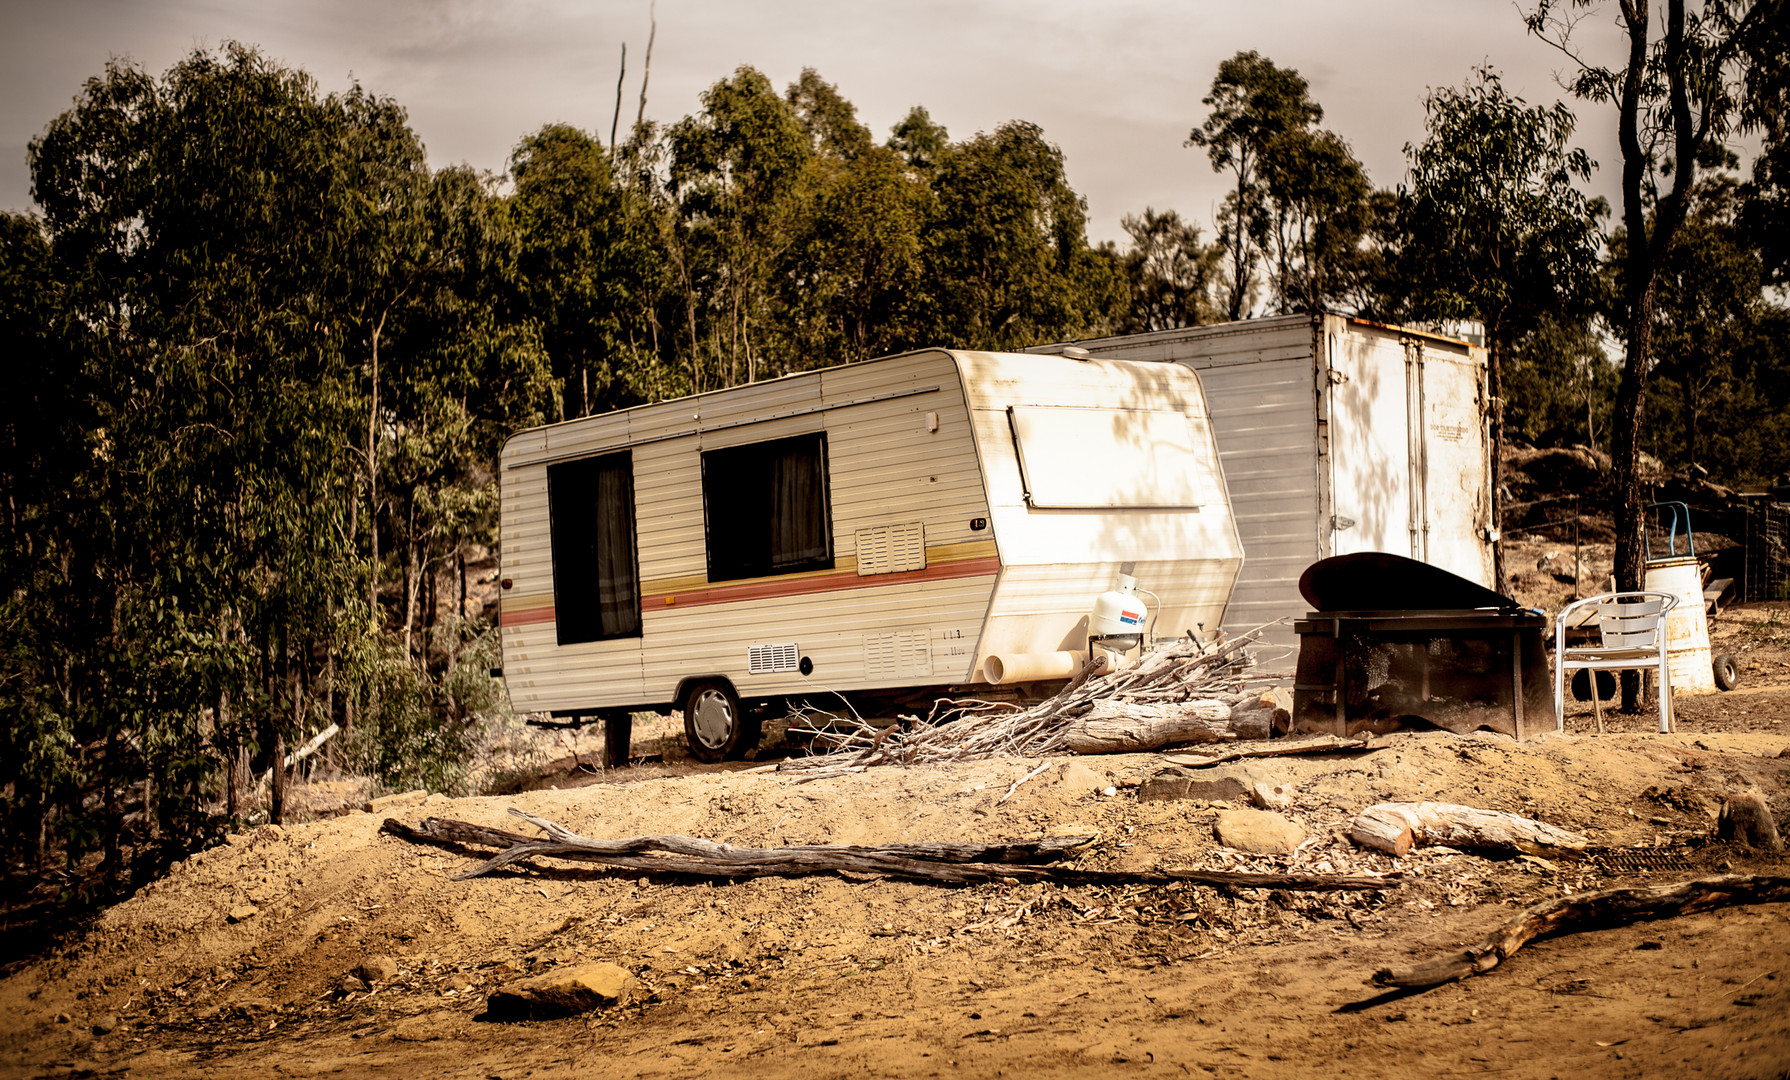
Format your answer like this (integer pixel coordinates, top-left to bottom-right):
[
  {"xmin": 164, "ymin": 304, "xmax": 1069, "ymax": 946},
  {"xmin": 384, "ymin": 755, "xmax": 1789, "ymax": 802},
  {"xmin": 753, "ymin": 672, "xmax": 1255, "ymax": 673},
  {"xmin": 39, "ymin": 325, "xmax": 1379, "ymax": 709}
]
[{"xmin": 683, "ymin": 681, "xmax": 752, "ymax": 762}]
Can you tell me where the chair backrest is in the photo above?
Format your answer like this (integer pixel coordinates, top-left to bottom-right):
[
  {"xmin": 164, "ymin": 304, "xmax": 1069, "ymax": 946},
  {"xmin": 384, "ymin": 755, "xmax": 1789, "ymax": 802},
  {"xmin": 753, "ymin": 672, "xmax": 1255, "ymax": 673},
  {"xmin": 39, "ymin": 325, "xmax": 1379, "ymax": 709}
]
[{"xmin": 1597, "ymin": 598, "xmax": 1667, "ymax": 650}]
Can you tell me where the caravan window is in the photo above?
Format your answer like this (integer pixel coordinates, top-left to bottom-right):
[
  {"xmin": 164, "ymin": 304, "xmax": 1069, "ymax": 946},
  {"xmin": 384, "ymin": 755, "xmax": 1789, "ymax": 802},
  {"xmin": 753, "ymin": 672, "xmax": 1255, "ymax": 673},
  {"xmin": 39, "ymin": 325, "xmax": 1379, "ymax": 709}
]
[
  {"xmin": 1008, "ymin": 406, "xmax": 1216, "ymax": 509},
  {"xmin": 547, "ymin": 452, "xmax": 641, "ymax": 643},
  {"xmin": 701, "ymin": 432, "xmax": 833, "ymax": 582}
]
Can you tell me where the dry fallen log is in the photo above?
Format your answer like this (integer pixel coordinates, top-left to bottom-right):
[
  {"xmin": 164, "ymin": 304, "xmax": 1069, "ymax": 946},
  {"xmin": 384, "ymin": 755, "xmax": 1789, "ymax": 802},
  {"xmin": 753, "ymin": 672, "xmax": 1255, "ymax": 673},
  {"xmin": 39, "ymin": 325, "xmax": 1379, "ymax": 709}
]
[
  {"xmin": 1058, "ymin": 700, "xmax": 1236, "ymax": 753},
  {"xmin": 1372, "ymin": 874, "xmax": 1790, "ymax": 989},
  {"xmin": 1163, "ymin": 734, "xmax": 1388, "ymax": 768},
  {"xmin": 1349, "ymin": 802, "xmax": 1588, "ymax": 858},
  {"xmin": 384, "ymin": 810, "xmax": 1396, "ymax": 892}
]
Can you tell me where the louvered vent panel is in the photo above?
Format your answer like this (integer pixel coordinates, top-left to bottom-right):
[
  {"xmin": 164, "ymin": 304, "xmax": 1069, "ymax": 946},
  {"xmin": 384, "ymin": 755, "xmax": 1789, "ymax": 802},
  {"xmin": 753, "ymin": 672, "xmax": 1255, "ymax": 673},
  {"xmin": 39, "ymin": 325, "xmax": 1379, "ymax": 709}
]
[
  {"xmin": 863, "ymin": 630, "xmax": 933, "ymax": 678},
  {"xmin": 747, "ymin": 642, "xmax": 800, "ymax": 674},
  {"xmin": 855, "ymin": 522, "xmax": 927, "ymax": 576}
]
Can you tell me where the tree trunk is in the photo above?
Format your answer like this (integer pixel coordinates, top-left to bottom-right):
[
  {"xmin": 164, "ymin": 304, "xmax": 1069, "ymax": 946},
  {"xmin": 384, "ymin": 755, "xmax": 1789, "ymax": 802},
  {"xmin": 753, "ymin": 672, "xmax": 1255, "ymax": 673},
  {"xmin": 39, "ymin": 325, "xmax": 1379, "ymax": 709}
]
[
  {"xmin": 368, "ymin": 320, "xmax": 382, "ymax": 628},
  {"xmin": 1611, "ymin": 289, "xmax": 1655, "ymax": 711},
  {"xmin": 1348, "ymin": 802, "xmax": 1588, "ymax": 857},
  {"xmin": 1373, "ymin": 875, "xmax": 1790, "ymax": 990},
  {"xmin": 1488, "ymin": 331, "xmax": 1506, "ymax": 593},
  {"xmin": 384, "ymin": 812, "xmax": 1395, "ymax": 892},
  {"xmin": 1058, "ymin": 699, "xmax": 1246, "ymax": 753}
]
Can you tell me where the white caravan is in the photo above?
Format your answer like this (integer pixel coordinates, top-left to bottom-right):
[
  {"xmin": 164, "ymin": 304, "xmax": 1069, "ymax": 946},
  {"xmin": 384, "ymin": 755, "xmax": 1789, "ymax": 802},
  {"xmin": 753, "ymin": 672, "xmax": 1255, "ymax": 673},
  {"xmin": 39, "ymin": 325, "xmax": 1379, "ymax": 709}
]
[{"xmin": 497, "ymin": 348, "xmax": 1243, "ymax": 760}]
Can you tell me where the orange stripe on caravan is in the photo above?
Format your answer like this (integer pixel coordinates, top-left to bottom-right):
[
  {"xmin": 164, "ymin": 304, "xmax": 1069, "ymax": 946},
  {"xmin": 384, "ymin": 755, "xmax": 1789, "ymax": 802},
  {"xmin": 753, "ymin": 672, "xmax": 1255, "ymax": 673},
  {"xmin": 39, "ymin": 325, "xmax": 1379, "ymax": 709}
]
[{"xmin": 499, "ymin": 556, "xmax": 1001, "ymax": 627}]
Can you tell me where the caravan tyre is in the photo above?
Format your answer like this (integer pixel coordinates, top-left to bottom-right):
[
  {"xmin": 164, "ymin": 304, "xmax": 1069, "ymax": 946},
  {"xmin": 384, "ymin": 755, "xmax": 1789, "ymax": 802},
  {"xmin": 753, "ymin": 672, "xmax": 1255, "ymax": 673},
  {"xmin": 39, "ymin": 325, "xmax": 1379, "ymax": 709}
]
[{"xmin": 683, "ymin": 681, "xmax": 750, "ymax": 763}]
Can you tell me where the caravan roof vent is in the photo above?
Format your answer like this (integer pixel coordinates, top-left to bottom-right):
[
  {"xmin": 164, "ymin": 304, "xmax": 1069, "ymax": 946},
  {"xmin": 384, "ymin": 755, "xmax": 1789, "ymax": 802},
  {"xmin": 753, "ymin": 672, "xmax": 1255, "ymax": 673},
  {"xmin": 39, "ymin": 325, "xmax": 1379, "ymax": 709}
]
[{"xmin": 1060, "ymin": 346, "xmax": 1091, "ymax": 360}]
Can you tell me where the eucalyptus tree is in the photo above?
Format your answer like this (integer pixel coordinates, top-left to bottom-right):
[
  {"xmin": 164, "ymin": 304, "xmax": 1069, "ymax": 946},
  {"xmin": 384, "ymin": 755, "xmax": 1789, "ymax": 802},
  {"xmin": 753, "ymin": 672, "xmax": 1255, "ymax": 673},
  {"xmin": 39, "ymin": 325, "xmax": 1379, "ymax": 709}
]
[
  {"xmin": 1187, "ymin": 51, "xmax": 1323, "ymax": 320},
  {"xmin": 511, "ymin": 124, "xmax": 669, "ymax": 419},
  {"xmin": 1258, "ymin": 127, "xmax": 1372, "ymax": 314},
  {"xmin": 28, "ymin": 45, "xmax": 374, "ymax": 837},
  {"xmin": 1526, "ymin": 0, "xmax": 1781, "ymax": 696},
  {"xmin": 776, "ymin": 71, "xmax": 931, "ymax": 362},
  {"xmin": 1118, "ymin": 207, "xmax": 1218, "ymax": 332},
  {"xmin": 1636, "ymin": 171, "xmax": 1788, "ymax": 484},
  {"xmin": 888, "ymin": 106, "xmax": 950, "ymax": 175},
  {"xmin": 923, "ymin": 121, "xmax": 1123, "ymax": 349},
  {"xmin": 667, "ymin": 66, "xmax": 813, "ymax": 386},
  {"xmin": 1403, "ymin": 67, "xmax": 1604, "ymax": 585},
  {"xmin": 0, "ymin": 210, "xmax": 89, "ymax": 871},
  {"xmin": 14, "ymin": 44, "xmax": 552, "ymax": 867}
]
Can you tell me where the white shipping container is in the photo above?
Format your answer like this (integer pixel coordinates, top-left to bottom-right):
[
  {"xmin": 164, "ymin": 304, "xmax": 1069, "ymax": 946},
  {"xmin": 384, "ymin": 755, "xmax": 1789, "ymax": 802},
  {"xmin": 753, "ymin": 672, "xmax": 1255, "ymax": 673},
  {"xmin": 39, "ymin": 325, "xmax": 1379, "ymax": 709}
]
[{"xmin": 1034, "ymin": 314, "xmax": 1494, "ymax": 649}]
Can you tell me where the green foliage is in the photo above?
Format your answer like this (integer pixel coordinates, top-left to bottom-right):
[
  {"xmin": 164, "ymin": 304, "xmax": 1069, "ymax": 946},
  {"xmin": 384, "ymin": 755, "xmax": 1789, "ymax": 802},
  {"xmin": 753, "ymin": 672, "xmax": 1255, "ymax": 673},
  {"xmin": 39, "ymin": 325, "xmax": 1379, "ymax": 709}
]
[
  {"xmin": 1187, "ymin": 51, "xmax": 1367, "ymax": 319},
  {"xmin": 925, "ymin": 121, "xmax": 1124, "ymax": 348},
  {"xmin": 1403, "ymin": 68, "xmax": 1605, "ymax": 344},
  {"xmin": 1620, "ymin": 173, "xmax": 1790, "ymax": 484},
  {"xmin": 1117, "ymin": 208, "xmax": 1219, "ymax": 332},
  {"xmin": 1525, "ymin": 0, "xmax": 1779, "ymax": 613},
  {"xmin": 2, "ymin": 45, "xmax": 552, "ymax": 894},
  {"xmin": 1504, "ymin": 314, "xmax": 1621, "ymax": 450}
]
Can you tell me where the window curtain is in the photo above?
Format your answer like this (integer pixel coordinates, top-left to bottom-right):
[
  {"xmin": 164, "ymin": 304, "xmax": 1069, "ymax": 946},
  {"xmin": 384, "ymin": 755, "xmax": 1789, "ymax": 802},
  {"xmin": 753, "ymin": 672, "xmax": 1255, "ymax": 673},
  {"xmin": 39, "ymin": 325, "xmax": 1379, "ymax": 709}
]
[
  {"xmin": 770, "ymin": 440, "xmax": 828, "ymax": 569},
  {"xmin": 594, "ymin": 461, "xmax": 640, "ymax": 636}
]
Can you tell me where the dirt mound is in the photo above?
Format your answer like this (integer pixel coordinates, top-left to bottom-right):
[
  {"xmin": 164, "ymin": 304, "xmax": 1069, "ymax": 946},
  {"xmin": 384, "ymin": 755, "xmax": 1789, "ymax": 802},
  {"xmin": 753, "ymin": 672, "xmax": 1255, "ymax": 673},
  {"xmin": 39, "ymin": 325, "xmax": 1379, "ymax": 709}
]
[{"xmin": 4, "ymin": 609, "xmax": 1789, "ymax": 1079}]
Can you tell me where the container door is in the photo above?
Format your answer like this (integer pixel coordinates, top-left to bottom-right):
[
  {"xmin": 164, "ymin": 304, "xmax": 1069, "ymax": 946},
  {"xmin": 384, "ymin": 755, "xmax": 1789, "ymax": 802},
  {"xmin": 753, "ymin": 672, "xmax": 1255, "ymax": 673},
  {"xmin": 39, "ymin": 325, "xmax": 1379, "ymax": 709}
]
[
  {"xmin": 1418, "ymin": 350, "xmax": 1495, "ymax": 586},
  {"xmin": 1327, "ymin": 332, "xmax": 1417, "ymax": 560}
]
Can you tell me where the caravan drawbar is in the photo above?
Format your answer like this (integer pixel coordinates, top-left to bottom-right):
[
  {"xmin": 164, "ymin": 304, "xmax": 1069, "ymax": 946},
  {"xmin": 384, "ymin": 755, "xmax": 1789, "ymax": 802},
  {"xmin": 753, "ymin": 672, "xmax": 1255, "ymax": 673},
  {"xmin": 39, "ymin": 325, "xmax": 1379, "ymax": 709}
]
[{"xmin": 497, "ymin": 348, "xmax": 1244, "ymax": 760}]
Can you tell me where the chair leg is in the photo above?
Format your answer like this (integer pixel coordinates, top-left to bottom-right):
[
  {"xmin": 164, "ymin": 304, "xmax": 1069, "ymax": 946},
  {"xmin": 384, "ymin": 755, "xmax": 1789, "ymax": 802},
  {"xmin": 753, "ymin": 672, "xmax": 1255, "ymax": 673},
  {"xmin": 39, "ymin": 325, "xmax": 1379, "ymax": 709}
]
[
  {"xmin": 1658, "ymin": 658, "xmax": 1673, "ymax": 734},
  {"xmin": 1592, "ymin": 682, "xmax": 1604, "ymax": 734}
]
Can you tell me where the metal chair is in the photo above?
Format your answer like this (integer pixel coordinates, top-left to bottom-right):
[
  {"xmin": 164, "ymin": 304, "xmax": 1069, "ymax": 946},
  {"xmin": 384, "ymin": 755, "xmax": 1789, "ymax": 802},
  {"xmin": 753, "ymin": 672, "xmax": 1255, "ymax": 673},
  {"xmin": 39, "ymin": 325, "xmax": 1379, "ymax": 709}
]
[{"xmin": 1553, "ymin": 591, "xmax": 1678, "ymax": 733}]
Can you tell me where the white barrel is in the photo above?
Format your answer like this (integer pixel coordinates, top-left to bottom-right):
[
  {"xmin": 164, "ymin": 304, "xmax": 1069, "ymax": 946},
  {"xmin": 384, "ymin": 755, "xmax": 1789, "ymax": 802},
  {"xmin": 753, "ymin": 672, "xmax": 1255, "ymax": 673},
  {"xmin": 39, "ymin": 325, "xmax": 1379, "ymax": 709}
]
[{"xmin": 1644, "ymin": 556, "xmax": 1716, "ymax": 695}]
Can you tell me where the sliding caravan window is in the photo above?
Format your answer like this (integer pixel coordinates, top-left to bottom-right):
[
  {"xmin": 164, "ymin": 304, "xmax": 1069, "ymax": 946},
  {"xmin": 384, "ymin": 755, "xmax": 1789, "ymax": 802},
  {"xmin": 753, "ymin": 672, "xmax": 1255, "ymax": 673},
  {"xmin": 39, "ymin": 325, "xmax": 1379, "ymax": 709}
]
[
  {"xmin": 701, "ymin": 432, "xmax": 833, "ymax": 582},
  {"xmin": 547, "ymin": 452, "xmax": 641, "ymax": 644},
  {"xmin": 1008, "ymin": 406, "xmax": 1216, "ymax": 509}
]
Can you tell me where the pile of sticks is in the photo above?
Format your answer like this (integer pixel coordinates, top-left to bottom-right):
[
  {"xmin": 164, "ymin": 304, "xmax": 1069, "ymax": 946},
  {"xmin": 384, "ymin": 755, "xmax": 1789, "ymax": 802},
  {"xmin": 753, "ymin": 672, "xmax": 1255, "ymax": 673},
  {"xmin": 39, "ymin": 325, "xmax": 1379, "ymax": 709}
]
[{"xmin": 778, "ymin": 629, "xmax": 1288, "ymax": 779}]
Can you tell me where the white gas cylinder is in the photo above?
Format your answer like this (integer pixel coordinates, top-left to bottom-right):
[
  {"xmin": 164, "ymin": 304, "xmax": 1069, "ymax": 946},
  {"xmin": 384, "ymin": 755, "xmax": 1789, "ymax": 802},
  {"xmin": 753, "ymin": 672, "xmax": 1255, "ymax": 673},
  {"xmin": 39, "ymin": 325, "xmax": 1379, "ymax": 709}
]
[{"xmin": 1090, "ymin": 573, "xmax": 1149, "ymax": 638}]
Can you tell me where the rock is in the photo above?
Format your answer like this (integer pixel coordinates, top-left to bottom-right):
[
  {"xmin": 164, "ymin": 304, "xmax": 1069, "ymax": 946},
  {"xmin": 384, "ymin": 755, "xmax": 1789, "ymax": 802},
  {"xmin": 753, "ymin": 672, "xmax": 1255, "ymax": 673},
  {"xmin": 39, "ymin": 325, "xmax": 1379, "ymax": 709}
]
[
  {"xmin": 391, "ymin": 1015, "xmax": 442, "ymax": 1042},
  {"xmin": 91, "ymin": 1015, "xmax": 118, "ymax": 1036},
  {"xmin": 1215, "ymin": 809, "xmax": 1306, "ymax": 855},
  {"xmin": 356, "ymin": 956, "xmax": 399, "ymax": 985},
  {"xmin": 1138, "ymin": 767, "xmax": 1249, "ymax": 804},
  {"xmin": 226, "ymin": 905, "xmax": 258, "ymax": 923},
  {"xmin": 1055, "ymin": 761, "xmax": 1109, "ymax": 796},
  {"xmin": 339, "ymin": 974, "xmax": 370, "ymax": 995},
  {"xmin": 1536, "ymin": 551, "xmax": 1583, "ymax": 581},
  {"xmin": 485, "ymin": 962, "xmax": 640, "ymax": 1020},
  {"xmin": 1716, "ymin": 793, "xmax": 1785, "ymax": 852},
  {"xmin": 54, "ymin": 1013, "xmax": 70, "ymax": 1025},
  {"xmin": 1248, "ymin": 776, "xmax": 1294, "ymax": 810},
  {"xmin": 365, "ymin": 790, "xmax": 429, "ymax": 814}
]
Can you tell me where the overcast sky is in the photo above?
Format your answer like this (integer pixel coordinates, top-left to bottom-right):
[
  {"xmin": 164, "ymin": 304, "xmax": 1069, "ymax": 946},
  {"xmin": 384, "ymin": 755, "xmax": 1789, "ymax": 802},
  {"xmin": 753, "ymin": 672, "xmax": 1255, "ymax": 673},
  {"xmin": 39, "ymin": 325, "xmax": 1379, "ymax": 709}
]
[{"xmin": 3, "ymin": 0, "xmax": 1638, "ymax": 246}]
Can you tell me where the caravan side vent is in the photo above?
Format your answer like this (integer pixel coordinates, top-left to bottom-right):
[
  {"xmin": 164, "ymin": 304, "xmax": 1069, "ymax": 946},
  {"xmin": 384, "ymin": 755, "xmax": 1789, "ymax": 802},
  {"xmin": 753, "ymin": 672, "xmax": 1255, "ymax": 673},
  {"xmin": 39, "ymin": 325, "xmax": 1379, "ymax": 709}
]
[
  {"xmin": 864, "ymin": 630, "xmax": 933, "ymax": 678},
  {"xmin": 856, "ymin": 522, "xmax": 927, "ymax": 576},
  {"xmin": 747, "ymin": 642, "xmax": 800, "ymax": 674}
]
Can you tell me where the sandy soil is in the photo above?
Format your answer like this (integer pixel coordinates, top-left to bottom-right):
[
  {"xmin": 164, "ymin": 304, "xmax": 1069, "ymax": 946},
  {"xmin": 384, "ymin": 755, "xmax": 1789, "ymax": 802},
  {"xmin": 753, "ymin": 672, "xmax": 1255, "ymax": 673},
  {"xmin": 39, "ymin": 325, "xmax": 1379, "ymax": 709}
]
[{"xmin": 4, "ymin": 604, "xmax": 1789, "ymax": 1080}]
